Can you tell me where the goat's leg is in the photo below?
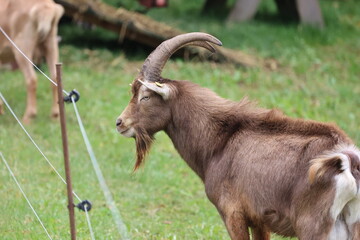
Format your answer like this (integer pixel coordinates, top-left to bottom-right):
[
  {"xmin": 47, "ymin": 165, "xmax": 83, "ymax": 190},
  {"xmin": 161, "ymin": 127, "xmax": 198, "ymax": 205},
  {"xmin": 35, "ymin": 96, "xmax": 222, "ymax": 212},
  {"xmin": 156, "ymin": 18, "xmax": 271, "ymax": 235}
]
[
  {"xmin": 205, "ymin": 170, "xmax": 251, "ymax": 239},
  {"xmin": 295, "ymin": 214, "xmax": 334, "ymax": 240},
  {"xmin": 43, "ymin": 31, "xmax": 60, "ymax": 119},
  {"xmin": 219, "ymin": 210, "xmax": 250, "ymax": 240},
  {"xmin": 13, "ymin": 45, "xmax": 37, "ymax": 124},
  {"xmin": 251, "ymin": 226, "xmax": 270, "ymax": 240},
  {"xmin": 296, "ymin": 224, "xmax": 332, "ymax": 240}
]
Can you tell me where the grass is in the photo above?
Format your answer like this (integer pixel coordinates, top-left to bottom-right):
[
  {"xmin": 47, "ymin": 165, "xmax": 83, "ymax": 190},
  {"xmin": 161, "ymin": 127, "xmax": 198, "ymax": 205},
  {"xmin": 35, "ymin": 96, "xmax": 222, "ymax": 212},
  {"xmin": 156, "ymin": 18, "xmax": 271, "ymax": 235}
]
[{"xmin": 0, "ymin": 0, "xmax": 359, "ymax": 239}]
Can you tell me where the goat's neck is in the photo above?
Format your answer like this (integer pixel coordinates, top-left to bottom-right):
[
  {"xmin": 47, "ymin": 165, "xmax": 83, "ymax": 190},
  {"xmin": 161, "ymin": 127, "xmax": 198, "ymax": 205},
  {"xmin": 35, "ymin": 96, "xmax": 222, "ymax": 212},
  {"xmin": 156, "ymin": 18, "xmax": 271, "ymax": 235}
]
[
  {"xmin": 165, "ymin": 111, "xmax": 216, "ymax": 180},
  {"xmin": 164, "ymin": 85, "xmax": 242, "ymax": 181}
]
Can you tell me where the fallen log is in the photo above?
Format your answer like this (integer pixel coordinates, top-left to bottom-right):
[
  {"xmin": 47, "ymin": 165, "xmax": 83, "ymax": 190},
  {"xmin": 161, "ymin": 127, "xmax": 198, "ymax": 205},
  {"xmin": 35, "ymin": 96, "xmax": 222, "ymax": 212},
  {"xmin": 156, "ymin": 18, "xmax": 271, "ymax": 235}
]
[{"xmin": 55, "ymin": 0, "xmax": 262, "ymax": 67}]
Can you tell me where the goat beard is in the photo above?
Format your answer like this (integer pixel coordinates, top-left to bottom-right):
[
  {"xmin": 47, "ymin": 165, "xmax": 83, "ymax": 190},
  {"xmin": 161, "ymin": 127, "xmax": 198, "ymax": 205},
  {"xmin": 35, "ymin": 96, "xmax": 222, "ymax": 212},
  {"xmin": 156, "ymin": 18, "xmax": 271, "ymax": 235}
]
[{"xmin": 134, "ymin": 127, "xmax": 154, "ymax": 171}]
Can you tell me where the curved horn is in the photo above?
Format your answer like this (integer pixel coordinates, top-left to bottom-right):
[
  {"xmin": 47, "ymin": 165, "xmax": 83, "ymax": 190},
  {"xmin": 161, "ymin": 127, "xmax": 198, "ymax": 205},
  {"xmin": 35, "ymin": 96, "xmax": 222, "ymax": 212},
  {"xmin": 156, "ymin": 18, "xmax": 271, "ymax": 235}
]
[
  {"xmin": 139, "ymin": 32, "xmax": 222, "ymax": 82},
  {"xmin": 181, "ymin": 41, "xmax": 217, "ymax": 53}
]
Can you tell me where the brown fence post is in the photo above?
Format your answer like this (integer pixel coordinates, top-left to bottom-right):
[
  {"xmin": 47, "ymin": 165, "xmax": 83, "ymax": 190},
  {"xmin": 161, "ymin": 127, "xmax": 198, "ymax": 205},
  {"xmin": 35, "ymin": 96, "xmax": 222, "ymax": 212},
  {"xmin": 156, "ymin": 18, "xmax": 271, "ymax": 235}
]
[{"xmin": 56, "ymin": 63, "xmax": 77, "ymax": 240}]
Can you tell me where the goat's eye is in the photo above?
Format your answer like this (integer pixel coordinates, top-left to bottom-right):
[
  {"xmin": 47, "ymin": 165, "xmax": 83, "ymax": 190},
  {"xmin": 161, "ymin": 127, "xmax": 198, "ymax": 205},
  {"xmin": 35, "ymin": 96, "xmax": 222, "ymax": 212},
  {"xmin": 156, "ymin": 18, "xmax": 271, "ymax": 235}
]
[{"xmin": 140, "ymin": 96, "xmax": 150, "ymax": 102}]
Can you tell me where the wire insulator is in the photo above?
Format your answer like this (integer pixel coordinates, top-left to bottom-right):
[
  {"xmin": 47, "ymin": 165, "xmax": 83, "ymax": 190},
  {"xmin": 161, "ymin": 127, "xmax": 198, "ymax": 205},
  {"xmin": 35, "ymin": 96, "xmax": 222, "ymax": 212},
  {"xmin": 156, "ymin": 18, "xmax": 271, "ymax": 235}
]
[
  {"xmin": 64, "ymin": 89, "xmax": 80, "ymax": 103},
  {"xmin": 76, "ymin": 200, "xmax": 92, "ymax": 212}
]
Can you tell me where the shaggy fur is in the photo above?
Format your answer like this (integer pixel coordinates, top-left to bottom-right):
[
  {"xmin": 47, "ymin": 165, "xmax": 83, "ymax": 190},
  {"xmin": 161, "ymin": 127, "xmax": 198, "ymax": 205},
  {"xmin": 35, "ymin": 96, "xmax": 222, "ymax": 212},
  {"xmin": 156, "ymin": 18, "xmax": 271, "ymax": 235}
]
[
  {"xmin": 117, "ymin": 68, "xmax": 360, "ymax": 240},
  {"xmin": 134, "ymin": 126, "xmax": 154, "ymax": 171}
]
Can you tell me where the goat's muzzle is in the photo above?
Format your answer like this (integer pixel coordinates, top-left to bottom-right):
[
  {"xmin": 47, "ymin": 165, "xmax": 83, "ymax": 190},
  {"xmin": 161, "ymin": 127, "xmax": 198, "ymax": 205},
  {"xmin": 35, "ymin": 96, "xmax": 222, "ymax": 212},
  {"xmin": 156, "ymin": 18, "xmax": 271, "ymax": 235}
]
[
  {"xmin": 116, "ymin": 116, "xmax": 136, "ymax": 138},
  {"xmin": 116, "ymin": 118, "xmax": 122, "ymax": 127}
]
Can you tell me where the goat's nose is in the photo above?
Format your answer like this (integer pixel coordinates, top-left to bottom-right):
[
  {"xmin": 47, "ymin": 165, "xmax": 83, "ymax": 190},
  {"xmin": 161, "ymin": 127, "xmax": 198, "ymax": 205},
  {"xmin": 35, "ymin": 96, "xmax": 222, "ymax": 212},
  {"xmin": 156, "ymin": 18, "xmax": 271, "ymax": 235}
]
[{"xmin": 116, "ymin": 118, "xmax": 122, "ymax": 127}]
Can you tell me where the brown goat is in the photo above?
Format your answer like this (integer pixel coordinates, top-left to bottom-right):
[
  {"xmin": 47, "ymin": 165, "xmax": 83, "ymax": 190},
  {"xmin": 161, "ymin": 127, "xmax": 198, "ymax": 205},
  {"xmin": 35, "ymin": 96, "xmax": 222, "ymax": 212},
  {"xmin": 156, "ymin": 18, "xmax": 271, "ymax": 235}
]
[
  {"xmin": 116, "ymin": 32, "xmax": 360, "ymax": 240},
  {"xmin": 0, "ymin": 0, "xmax": 64, "ymax": 124}
]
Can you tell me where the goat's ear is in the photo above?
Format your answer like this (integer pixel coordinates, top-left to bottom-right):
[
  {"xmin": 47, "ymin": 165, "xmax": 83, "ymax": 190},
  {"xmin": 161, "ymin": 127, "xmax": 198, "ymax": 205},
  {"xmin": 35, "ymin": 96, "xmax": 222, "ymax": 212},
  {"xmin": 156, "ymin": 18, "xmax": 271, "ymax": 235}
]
[{"xmin": 138, "ymin": 79, "xmax": 173, "ymax": 100}]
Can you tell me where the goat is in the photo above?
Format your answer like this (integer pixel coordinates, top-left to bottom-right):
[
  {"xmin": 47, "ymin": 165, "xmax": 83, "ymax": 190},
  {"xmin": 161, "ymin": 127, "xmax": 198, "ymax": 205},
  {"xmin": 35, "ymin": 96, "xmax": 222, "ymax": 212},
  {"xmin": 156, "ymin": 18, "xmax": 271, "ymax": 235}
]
[
  {"xmin": 116, "ymin": 32, "xmax": 360, "ymax": 240},
  {"xmin": 0, "ymin": 0, "xmax": 64, "ymax": 124}
]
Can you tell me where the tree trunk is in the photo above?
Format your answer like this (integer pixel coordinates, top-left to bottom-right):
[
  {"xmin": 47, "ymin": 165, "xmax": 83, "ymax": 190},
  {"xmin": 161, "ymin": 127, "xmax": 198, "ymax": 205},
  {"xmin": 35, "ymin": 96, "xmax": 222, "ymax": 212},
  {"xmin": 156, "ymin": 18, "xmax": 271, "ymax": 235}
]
[
  {"xmin": 55, "ymin": 0, "xmax": 263, "ymax": 67},
  {"xmin": 296, "ymin": 0, "xmax": 324, "ymax": 28},
  {"xmin": 228, "ymin": 0, "xmax": 324, "ymax": 28},
  {"xmin": 227, "ymin": 0, "xmax": 261, "ymax": 22}
]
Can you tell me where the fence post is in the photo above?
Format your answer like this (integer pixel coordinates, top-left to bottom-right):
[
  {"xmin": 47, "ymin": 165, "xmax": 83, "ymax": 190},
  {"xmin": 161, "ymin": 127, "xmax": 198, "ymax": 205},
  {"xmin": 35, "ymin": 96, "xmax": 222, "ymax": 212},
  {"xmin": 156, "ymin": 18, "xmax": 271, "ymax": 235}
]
[{"xmin": 56, "ymin": 63, "xmax": 77, "ymax": 240}]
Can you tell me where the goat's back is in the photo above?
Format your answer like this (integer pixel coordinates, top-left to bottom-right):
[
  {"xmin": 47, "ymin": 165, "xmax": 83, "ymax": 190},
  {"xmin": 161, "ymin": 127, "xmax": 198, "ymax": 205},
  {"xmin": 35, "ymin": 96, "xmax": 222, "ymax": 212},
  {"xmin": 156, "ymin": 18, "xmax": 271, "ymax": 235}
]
[{"xmin": 206, "ymin": 112, "xmax": 354, "ymax": 236}]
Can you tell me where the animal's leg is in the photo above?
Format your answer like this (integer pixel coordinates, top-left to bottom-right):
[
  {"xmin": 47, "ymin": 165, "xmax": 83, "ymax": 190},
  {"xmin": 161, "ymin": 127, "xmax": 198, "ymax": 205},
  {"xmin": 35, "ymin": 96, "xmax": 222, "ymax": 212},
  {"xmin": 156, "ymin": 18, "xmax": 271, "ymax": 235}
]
[
  {"xmin": 219, "ymin": 209, "xmax": 250, "ymax": 240},
  {"xmin": 43, "ymin": 30, "xmax": 60, "ymax": 119},
  {"xmin": 295, "ymin": 214, "xmax": 334, "ymax": 240},
  {"xmin": 251, "ymin": 226, "xmax": 270, "ymax": 240},
  {"xmin": 205, "ymin": 168, "xmax": 251, "ymax": 239},
  {"xmin": 13, "ymin": 44, "xmax": 37, "ymax": 124}
]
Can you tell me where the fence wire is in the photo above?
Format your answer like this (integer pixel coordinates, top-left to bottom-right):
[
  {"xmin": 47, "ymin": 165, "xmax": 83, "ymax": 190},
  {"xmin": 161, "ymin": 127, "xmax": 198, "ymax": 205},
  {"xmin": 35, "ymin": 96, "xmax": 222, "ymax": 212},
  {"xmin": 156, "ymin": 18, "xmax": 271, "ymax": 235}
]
[
  {"xmin": 0, "ymin": 152, "xmax": 53, "ymax": 240},
  {"xmin": 71, "ymin": 98, "xmax": 130, "ymax": 240},
  {"xmin": 0, "ymin": 92, "xmax": 81, "ymax": 202},
  {"xmin": 0, "ymin": 27, "xmax": 68, "ymax": 96},
  {"xmin": 0, "ymin": 92, "xmax": 96, "ymax": 239},
  {"xmin": 0, "ymin": 25, "xmax": 128, "ymax": 239}
]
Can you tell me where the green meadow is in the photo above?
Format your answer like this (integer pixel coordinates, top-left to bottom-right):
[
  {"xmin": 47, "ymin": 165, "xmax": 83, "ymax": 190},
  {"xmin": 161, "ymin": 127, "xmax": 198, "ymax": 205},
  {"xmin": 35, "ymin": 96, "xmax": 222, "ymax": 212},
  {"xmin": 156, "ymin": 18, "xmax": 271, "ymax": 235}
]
[{"xmin": 0, "ymin": 0, "xmax": 359, "ymax": 239}]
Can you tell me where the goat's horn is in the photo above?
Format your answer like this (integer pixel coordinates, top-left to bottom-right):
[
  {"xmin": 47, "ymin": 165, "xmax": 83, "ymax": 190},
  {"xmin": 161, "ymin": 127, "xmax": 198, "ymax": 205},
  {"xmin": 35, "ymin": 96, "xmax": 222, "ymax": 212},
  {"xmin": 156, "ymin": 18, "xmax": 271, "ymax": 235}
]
[
  {"xmin": 139, "ymin": 32, "xmax": 222, "ymax": 82},
  {"xmin": 180, "ymin": 41, "xmax": 217, "ymax": 53}
]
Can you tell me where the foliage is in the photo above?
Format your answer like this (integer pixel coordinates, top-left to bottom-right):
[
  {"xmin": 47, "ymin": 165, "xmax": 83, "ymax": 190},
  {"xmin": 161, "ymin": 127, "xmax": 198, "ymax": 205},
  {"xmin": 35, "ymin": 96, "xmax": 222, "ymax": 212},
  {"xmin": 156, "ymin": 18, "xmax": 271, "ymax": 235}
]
[{"xmin": 0, "ymin": 0, "xmax": 359, "ymax": 239}]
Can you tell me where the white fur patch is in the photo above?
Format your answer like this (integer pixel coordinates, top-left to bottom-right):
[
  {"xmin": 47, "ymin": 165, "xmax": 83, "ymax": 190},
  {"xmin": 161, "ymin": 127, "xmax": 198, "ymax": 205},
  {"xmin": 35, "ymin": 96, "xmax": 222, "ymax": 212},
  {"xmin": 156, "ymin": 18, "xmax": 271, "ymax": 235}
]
[
  {"xmin": 344, "ymin": 198, "xmax": 360, "ymax": 226},
  {"xmin": 328, "ymin": 219, "xmax": 348, "ymax": 240},
  {"xmin": 327, "ymin": 144, "xmax": 360, "ymax": 239},
  {"xmin": 330, "ymin": 152, "xmax": 357, "ymax": 219}
]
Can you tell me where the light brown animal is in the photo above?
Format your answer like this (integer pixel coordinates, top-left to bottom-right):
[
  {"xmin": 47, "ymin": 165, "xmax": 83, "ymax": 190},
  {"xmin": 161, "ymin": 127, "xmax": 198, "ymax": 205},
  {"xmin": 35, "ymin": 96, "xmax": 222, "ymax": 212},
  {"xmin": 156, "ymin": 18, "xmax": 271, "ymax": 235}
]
[
  {"xmin": 0, "ymin": 0, "xmax": 64, "ymax": 124},
  {"xmin": 116, "ymin": 32, "xmax": 360, "ymax": 239}
]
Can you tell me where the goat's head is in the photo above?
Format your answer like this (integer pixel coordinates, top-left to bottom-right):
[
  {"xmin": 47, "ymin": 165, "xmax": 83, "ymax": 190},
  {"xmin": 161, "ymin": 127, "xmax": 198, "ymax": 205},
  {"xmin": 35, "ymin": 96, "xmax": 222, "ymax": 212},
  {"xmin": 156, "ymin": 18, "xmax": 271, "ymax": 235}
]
[{"xmin": 116, "ymin": 32, "xmax": 222, "ymax": 170}]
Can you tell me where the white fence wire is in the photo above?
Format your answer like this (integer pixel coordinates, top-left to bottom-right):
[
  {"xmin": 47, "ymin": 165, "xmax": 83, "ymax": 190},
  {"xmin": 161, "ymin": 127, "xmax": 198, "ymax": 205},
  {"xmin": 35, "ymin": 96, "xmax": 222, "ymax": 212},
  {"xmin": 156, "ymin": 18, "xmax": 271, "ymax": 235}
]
[
  {"xmin": 0, "ymin": 91, "xmax": 96, "ymax": 240},
  {"xmin": 0, "ymin": 26, "xmax": 129, "ymax": 239},
  {"xmin": 0, "ymin": 152, "xmax": 53, "ymax": 240},
  {"xmin": 71, "ymin": 98, "xmax": 130, "ymax": 240}
]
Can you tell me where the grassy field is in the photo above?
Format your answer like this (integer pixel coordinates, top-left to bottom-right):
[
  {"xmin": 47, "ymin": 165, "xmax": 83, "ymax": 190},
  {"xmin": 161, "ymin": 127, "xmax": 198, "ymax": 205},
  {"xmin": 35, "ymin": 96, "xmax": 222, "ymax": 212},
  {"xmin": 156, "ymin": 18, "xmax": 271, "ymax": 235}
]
[{"xmin": 0, "ymin": 0, "xmax": 359, "ymax": 239}]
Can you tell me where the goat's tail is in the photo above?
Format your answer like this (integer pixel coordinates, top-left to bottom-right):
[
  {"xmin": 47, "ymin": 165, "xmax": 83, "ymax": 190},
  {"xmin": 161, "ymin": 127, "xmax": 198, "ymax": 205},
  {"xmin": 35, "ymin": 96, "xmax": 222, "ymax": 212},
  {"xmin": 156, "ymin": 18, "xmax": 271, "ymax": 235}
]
[
  {"xmin": 30, "ymin": 3, "xmax": 64, "ymax": 42},
  {"xmin": 309, "ymin": 146, "xmax": 360, "ymax": 185},
  {"xmin": 309, "ymin": 146, "xmax": 360, "ymax": 231},
  {"xmin": 308, "ymin": 154, "xmax": 345, "ymax": 184}
]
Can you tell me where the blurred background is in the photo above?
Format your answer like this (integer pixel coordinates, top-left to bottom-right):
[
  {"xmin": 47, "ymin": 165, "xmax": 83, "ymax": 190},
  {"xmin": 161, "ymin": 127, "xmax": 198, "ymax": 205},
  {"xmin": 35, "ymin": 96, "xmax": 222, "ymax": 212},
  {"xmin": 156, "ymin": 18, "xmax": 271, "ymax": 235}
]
[{"xmin": 0, "ymin": 0, "xmax": 359, "ymax": 239}]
